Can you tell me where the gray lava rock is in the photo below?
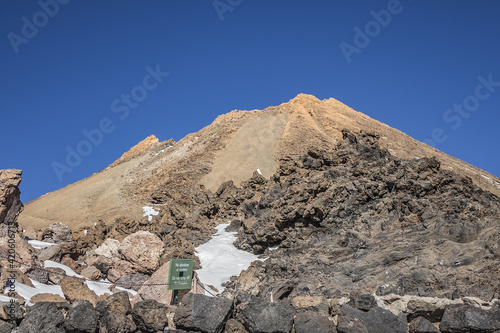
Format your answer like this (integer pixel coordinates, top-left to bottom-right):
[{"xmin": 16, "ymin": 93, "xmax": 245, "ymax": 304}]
[
  {"xmin": 294, "ymin": 313, "xmax": 336, "ymax": 333},
  {"xmin": 99, "ymin": 310, "xmax": 136, "ymax": 333},
  {"xmin": 17, "ymin": 302, "xmax": 69, "ymax": 333},
  {"xmin": 439, "ymin": 304, "xmax": 500, "ymax": 333},
  {"xmin": 408, "ymin": 316, "xmax": 439, "ymax": 333},
  {"xmin": 174, "ymin": 293, "xmax": 233, "ymax": 333},
  {"xmin": 0, "ymin": 320, "xmax": 14, "ymax": 333},
  {"xmin": 115, "ymin": 273, "xmax": 149, "ymax": 291},
  {"xmin": 338, "ymin": 304, "xmax": 408, "ymax": 333},
  {"xmin": 348, "ymin": 294, "xmax": 377, "ymax": 312},
  {"xmin": 132, "ymin": 299, "xmax": 170, "ymax": 333},
  {"xmin": 64, "ymin": 300, "xmax": 99, "ymax": 333},
  {"xmin": 95, "ymin": 291, "xmax": 131, "ymax": 316},
  {"xmin": 234, "ymin": 294, "xmax": 294, "ymax": 333}
]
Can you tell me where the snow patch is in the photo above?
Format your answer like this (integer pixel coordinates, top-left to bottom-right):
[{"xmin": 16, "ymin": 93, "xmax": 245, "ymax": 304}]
[
  {"xmin": 142, "ymin": 206, "xmax": 159, "ymax": 222},
  {"xmin": 4, "ymin": 280, "xmax": 65, "ymax": 306},
  {"xmin": 387, "ymin": 149, "xmax": 395, "ymax": 154},
  {"xmin": 84, "ymin": 229, "xmax": 88, "ymax": 236},
  {"xmin": 195, "ymin": 222, "xmax": 262, "ymax": 295},
  {"xmin": 44, "ymin": 260, "xmax": 83, "ymax": 278},
  {"xmin": 481, "ymin": 175, "xmax": 491, "ymax": 180},
  {"xmin": 257, "ymin": 168, "xmax": 262, "ymax": 176},
  {"xmin": 28, "ymin": 240, "xmax": 56, "ymax": 249},
  {"xmin": 268, "ymin": 244, "xmax": 279, "ymax": 251},
  {"xmin": 382, "ymin": 137, "xmax": 388, "ymax": 140}
]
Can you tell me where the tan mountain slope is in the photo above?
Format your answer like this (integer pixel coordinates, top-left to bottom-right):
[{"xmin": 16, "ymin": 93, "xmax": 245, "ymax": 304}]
[{"xmin": 18, "ymin": 94, "xmax": 500, "ymax": 230}]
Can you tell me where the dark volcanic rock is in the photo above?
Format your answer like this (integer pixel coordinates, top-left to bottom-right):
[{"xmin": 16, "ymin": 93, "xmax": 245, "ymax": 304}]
[
  {"xmin": 174, "ymin": 293, "xmax": 233, "ymax": 333},
  {"xmin": 233, "ymin": 294, "xmax": 294, "ymax": 333},
  {"xmin": 64, "ymin": 300, "xmax": 99, "ymax": 333},
  {"xmin": 99, "ymin": 310, "xmax": 137, "ymax": 333},
  {"xmin": 439, "ymin": 304, "xmax": 500, "ymax": 333},
  {"xmin": 219, "ymin": 131, "xmax": 500, "ymax": 302},
  {"xmin": 408, "ymin": 316, "xmax": 440, "ymax": 333},
  {"xmin": 348, "ymin": 294, "xmax": 377, "ymax": 312},
  {"xmin": 95, "ymin": 291, "xmax": 132, "ymax": 316},
  {"xmin": 338, "ymin": 304, "xmax": 408, "ymax": 333},
  {"xmin": 18, "ymin": 302, "xmax": 69, "ymax": 333},
  {"xmin": 0, "ymin": 320, "xmax": 14, "ymax": 333},
  {"xmin": 132, "ymin": 299, "xmax": 170, "ymax": 333},
  {"xmin": 294, "ymin": 312, "xmax": 337, "ymax": 333}
]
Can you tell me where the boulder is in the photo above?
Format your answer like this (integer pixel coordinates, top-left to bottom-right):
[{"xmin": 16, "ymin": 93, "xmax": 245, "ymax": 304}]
[
  {"xmin": 17, "ymin": 302, "xmax": 68, "ymax": 333},
  {"xmin": 30, "ymin": 293, "xmax": 66, "ymax": 303},
  {"xmin": 60, "ymin": 255, "xmax": 78, "ymax": 271},
  {"xmin": 0, "ymin": 320, "xmax": 14, "ymax": 333},
  {"xmin": 0, "ymin": 169, "xmax": 23, "ymax": 223},
  {"xmin": 105, "ymin": 260, "xmax": 135, "ymax": 281},
  {"xmin": 338, "ymin": 304, "xmax": 408, "ymax": 333},
  {"xmin": 114, "ymin": 273, "xmax": 149, "ymax": 291},
  {"xmin": 119, "ymin": 231, "xmax": 163, "ymax": 273},
  {"xmin": 174, "ymin": 293, "xmax": 233, "ymax": 333},
  {"xmin": 64, "ymin": 300, "xmax": 99, "ymax": 333},
  {"xmin": 46, "ymin": 267, "xmax": 67, "ymax": 285},
  {"xmin": 439, "ymin": 304, "xmax": 500, "ymax": 333},
  {"xmin": 37, "ymin": 245, "xmax": 62, "ymax": 261},
  {"xmin": 233, "ymin": 294, "xmax": 294, "ymax": 333},
  {"xmin": 95, "ymin": 291, "xmax": 132, "ymax": 316},
  {"xmin": 80, "ymin": 266, "xmax": 101, "ymax": 280},
  {"xmin": 294, "ymin": 313, "xmax": 337, "ymax": 333},
  {"xmin": 60, "ymin": 277, "xmax": 99, "ymax": 306},
  {"xmin": 94, "ymin": 238, "xmax": 121, "ymax": 258},
  {"xmin": 132, "ymin": 299, "xmax": 170, "ymax": 332},
  {"xmin": 132, "ymin": 262, "xmax": 172, "ymax": 305},
  {"xmin": 26, "ymin": 266, "xmax": 49, "ymax": 284},
  {"xmin": 0, "ymin": 225, "xmax": 35, "ymax": 266},
  {"xmin": 408, "ymin": 316, "xmax": 439, "ymax": 333},
  {"xmin": 47, "ymin": 223, "xmax": 73, "ymax": 243},
  {"xmin": 348, "ymin": 294, "xmax": 377, "ymax": 312},
  {"xmin": 99, "ymin": 310, "xmax": 137, "ymax": 333}
]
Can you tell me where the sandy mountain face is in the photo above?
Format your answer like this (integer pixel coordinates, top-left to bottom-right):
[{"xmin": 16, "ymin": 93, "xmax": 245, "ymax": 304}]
[
  {"xmin": 18, "ymin": 94, "xmax": 500, "ymax": 233},
  {"xmin": 10, "ymin": 94, "xmax": 500, "ymax": 331}
]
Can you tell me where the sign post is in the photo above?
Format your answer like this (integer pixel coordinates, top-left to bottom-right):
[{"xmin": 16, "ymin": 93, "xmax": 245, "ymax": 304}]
[{"xmin": 167, "ymin": 259, "xmax": 194, "ymax": 291}]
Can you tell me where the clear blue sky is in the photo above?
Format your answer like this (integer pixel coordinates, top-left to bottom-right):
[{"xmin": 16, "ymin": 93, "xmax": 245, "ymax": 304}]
[{"xmin": 1, "ymin": 1, "xmax": 499, "ymax": 203}]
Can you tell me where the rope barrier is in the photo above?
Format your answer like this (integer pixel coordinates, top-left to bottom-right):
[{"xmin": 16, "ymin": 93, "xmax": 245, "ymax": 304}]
[{"xmin": 1, "ymin": 255, "xmax": 216, "ymax": 297}]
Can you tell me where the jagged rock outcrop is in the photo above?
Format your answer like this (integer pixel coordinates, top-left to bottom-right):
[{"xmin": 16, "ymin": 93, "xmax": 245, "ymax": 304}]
[
  {"xmin": 0, "ymin": 169, "xmax": 23, "ymax": 224},
  {"xmin": 212, "ymin": 130, "xmax": 500, "ymax": 302}
]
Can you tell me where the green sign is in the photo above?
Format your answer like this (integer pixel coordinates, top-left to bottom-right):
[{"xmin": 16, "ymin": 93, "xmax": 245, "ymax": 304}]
[{"xmin": 167, "ymin": 259, "xmax": 194, "ymax": 290}]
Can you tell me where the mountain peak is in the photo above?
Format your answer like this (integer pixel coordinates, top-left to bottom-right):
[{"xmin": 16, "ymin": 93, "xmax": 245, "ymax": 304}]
[{"xmin": 109, "ymin": 135, "xmax": 159, "ymax": 168}]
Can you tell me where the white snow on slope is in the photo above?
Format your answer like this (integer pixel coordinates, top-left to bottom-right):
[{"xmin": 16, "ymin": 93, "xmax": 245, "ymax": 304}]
[
  {"xmin": 142, "ymin": 206, "xmax": 159, "ymax": 222},
  {"xmin": 195, "ymin": 222, "xmax": 262, "ymax": 296},
  {"xmin": 3, "ymin": 280, "xmax": 64, "ymax": 306},
  {"xmin": 27, "ymin": 240, "xmax": 56, "ymax": 249},
  {"xmin": 44, "ymin": 260, "xmax": 82, "ymax": 278}
]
